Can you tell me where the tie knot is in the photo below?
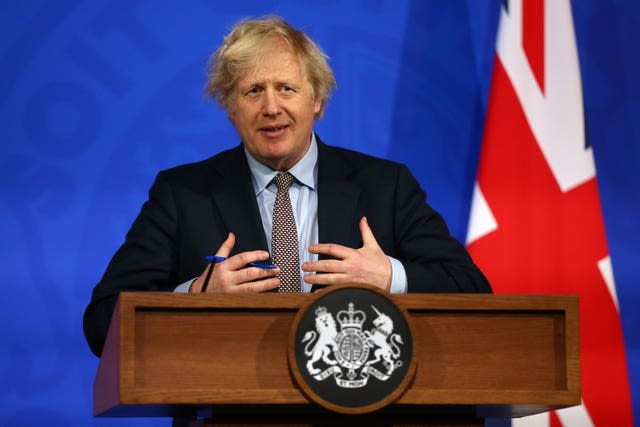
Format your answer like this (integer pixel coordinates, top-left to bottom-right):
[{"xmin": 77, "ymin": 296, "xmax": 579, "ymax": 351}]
[{"xmin": 274, "ymin": 172, "xmax": 294, "ymax": 191}]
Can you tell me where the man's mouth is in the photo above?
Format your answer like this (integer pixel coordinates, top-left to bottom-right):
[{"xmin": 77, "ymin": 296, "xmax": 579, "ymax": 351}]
[
  {"xmin": 260, "ymin": 124, "xmax": 289, "ymax": 137},
  {"xmin": 260, "ymin": 125, "xmax": 289, "ymax": 132}
]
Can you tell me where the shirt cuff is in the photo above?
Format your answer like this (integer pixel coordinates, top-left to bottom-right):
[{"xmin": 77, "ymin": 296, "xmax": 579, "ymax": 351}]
[
  {"xmin": 388, "ymin": 256, "xmax": 408, "ymax": 294},
  {"xmin": 174, "ymin": 278, "xmax": 195, "ymax": 293}
]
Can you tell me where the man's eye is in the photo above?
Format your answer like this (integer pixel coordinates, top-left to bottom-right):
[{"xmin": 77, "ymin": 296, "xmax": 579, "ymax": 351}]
[
  {"xmin": 245, "ymin": 87, "xmax": 262, "ymax": 97},
  {"xmin": 280, "ymin": 86, "xmax": 295, "ymax": 95}
]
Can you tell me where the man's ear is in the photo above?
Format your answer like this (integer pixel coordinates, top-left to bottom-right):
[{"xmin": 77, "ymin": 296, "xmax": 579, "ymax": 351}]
[
  {"xmin": 227, "ymin": 109, "xmax": 237, "ymax": 125},
  {"xmin": 226, "ymin": 99, "xmax": 237, "ymax": 122},
  {"xmin": 314, "ymin": 98, "xmax": 322, "ymax": 118}
]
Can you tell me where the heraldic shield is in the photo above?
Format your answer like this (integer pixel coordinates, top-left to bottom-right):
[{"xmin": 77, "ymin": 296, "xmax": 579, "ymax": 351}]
[{"xmin": 288, "ymin": 285, "xmax": 416, "ymax": 414}]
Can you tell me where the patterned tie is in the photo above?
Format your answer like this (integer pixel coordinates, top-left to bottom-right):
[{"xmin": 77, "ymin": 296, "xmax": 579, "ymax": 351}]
[{"xmin": 271, "ymin": 172, "xmax": 301, "ymax": 292}]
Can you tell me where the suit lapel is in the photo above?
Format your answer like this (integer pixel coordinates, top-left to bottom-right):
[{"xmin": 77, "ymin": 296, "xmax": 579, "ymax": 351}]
[
  {"xmin": 208, "ymin": 141, "xmax": 363, "ymax": 255},
  {"xmin": 209, "ymin": 145, "xmax": 269, "ymax": 254},
  {"xmin": 317, "ymin": 141, "xmax": 362, "ymax": 249}
]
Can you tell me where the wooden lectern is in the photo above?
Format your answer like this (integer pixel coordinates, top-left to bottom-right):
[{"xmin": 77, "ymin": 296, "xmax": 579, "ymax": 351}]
[{"xmin": 93, "ymin": 292, "xmax": 580, "ymax": 426}]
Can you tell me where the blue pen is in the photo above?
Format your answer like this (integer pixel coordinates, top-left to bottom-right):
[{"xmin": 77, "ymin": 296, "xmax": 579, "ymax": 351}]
[
  {"xmin": 201, "ymin": 256, "xmax": 223, "ymax": 292},
  {"xmin": 248, "ymin": 260, "xmax": 278, "ymax": 269},
  {"xmin": 204, "ymin": 256, "xmax": 277, "ymax": 269}
]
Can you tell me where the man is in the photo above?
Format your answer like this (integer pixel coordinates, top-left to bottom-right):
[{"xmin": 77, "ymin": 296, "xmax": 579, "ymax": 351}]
[{"xmin": 83, "ymin": 16, "xmax": 491, "ymax": 357}]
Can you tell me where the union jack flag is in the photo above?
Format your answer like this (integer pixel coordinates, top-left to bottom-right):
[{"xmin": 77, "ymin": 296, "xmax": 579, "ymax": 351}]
[{"xmin": 466, "ymin": 0, "xmax": 633, "ymax": 425}]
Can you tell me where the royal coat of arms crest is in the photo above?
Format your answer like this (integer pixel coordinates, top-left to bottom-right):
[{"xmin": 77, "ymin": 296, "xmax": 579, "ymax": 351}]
[{"xmin": 301, "ymin": 302, "xmax": 404, "ymax": 388}]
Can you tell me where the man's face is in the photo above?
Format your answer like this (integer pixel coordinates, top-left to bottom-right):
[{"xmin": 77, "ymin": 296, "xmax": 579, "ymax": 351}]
[{"xmin": 229, "ymin": 42, "xmax": 321, "ymax": 171}]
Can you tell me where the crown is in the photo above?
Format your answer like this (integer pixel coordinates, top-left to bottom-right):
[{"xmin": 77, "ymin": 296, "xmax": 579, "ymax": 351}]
[{"xmin": 337, "ymin": 303, "xmax": 366, "ymax": 329}]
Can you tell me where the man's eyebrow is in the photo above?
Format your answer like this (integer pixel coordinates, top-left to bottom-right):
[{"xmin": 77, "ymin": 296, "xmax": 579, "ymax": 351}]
[
  {"xmin": 237, "ymin": 75, "xmax": 303, "ymax": 92},
  {"xmin": 240, "ymin": 79, "xmax": 263, "ymax": 87}
]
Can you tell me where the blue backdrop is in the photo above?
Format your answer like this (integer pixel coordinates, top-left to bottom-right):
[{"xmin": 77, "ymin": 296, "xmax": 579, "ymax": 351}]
[{"xmin": 1, "ymin": 1, "xmax": 638, "ymax": 426}]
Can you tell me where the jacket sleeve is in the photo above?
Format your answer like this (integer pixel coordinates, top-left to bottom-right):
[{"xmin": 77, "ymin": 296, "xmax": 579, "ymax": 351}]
[
  {"xmin": 392, "ymin": 164, "xmax": 492, "ymax": 293},
  {"xmin": 83, "ymin": 172, "xmax": 180, "ymax": 357}
]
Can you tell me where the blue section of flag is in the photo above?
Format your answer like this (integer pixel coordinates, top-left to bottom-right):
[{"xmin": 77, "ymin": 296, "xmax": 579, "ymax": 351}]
[{"xmin": 389, "ymin": 1, "xmax": 500, "ymax": 242}]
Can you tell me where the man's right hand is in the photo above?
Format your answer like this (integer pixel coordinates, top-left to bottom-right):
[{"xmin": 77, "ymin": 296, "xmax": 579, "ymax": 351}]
[{"xmin": 189, "ymin": 233, "xmax": 281, "ymax": 293}]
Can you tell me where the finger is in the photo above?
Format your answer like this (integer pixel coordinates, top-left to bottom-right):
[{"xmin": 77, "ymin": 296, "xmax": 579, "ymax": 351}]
[
  {"xmin": 307, "ymin": 243, "xmax": 353, "ymax": 259},
  {"xmin": 190, "ymin": 276, "xmax": 203, "ymax": 293},
  {"xmin": 216, "ymin": 232, "xmax": 236, "ymax": 258},
  {"xmin": 301, "ymin": 259, "xmax": 346, "ymax": 273},
  {"xmin": 235, "ymin": 265, "xmax": 280, "ymax": 283},
  {"xmin": 228, "ymin": 276, "xmax": 280, "ymax": 293},
  {"xmin": 190, "ymin": 263, "xmax": 213, "ymax": 293},
  {"xmin": 359, "ymin": 216, "xmax": 381, "ymax": 248},
  {"xmin": 303, "ymin": 272, "xmax": 349, "ymax": 286},
  {"xmin": 222, "ymin": 250, "xmax": 273, "ymax": 271}
]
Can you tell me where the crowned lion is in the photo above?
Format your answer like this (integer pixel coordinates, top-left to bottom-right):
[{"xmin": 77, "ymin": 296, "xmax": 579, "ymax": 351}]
[{"xmin": 301, "ymin": 307, "xmax": 339, "ymax": 375}]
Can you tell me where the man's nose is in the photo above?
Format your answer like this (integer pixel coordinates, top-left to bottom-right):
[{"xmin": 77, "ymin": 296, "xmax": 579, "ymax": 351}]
[{"xmin": 262, "ymin": 88, "xmax": 281, "ymax": 116}]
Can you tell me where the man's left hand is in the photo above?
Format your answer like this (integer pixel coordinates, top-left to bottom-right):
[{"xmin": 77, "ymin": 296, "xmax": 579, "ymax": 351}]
[{"xmin": 301, "ymin": 217, "xmax": 392, "ymax": 291}]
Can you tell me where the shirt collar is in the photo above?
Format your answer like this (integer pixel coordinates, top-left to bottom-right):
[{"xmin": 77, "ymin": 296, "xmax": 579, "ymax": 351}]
[{"xmin": 244, "ymin": 133, "xmax": 318, "ymax": 196}]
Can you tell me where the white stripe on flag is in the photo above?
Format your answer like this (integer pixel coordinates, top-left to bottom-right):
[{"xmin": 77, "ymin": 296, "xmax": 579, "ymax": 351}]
[
  {"xmin": 557, "ymin": 402, "xmax": 595, "ymax": 427},
  {"xmin": 496, "ymin": 0, "xmax": 594, "ymax": 193},
  {"xmin": 512, "ymin": 412, "xmax": 548, "ymax": 427},
  {"xmin": 512, "ymin": 402, "xmax": 594, "ymax": 427},
  {"xmin": 466, "ymin": 183, "xmax": 497, "ymax": 244},
  {"xmin": 598, "ymin": 256, "xmax": 619, "ymax": 311}
]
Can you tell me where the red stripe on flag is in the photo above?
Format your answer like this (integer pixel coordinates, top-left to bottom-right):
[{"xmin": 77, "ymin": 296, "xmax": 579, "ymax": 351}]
[
  {"xmin": 523, "ymin": 0, "xmax": 545, "ymax": 93},
  {"xmin": 468, "ymin": 58, "xmax": 633, "ymax": 425}
]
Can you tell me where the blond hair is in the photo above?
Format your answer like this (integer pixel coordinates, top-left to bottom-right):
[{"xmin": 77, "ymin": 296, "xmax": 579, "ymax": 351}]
[{"xmin": 205, "ymin": 16, "xmax": 336, "ymax": 118}]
